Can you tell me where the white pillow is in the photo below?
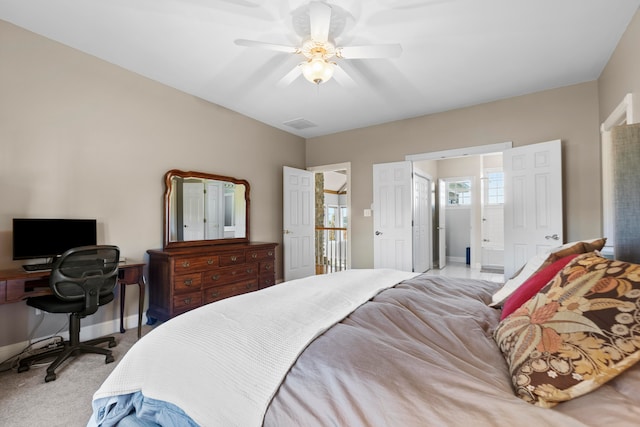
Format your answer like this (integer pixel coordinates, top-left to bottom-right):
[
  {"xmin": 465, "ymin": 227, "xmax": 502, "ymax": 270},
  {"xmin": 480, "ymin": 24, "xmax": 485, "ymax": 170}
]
[
  {"xmin": 489, "ymin": 238, "xmax": 605, "ymax": 307},
  {"xmin": 489, "ymin": 252, "xmax": 549, "ymax": 306}
]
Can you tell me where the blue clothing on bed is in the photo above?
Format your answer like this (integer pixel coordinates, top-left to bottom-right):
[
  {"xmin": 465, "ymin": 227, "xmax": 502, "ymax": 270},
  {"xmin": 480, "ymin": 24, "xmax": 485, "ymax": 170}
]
[{"xmin": 88, "ymin": 391, "xmax": 198, "ymax": 427}]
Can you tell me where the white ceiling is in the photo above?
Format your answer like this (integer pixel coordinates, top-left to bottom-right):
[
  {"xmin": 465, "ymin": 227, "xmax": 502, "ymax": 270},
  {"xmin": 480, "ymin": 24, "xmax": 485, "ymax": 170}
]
[
  {"xmin": 2, "ymin": 0, "xmax": 639, "ymax": 138},
  {"xmin": 324, "ymin": 170, "xmax": 347, "ymax": 192}
]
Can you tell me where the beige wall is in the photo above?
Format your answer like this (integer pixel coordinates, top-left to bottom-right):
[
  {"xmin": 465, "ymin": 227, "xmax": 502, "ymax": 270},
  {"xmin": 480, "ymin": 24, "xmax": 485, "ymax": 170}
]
[
  {"xmin": 307, "ymin": 81, "xmax": 601, "ymax": 268},
  {"xmin": 0, "ymin": 21, "xmax": 305, "ymax": 345},
  {"xmin": 598, "ymin": 10, "xmax": 640, "ymax": 122}
]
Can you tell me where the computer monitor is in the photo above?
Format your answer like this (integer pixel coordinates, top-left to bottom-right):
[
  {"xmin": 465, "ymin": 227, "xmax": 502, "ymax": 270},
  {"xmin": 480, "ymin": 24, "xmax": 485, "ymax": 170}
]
[{"xmin": 12, "ymin": 218, "xmax": 98, "ymax": 261}]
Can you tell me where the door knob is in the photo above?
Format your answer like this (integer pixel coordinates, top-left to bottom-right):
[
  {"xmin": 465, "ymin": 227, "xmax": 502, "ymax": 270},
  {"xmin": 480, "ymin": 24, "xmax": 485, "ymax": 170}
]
[
  {"xmin": 375, "ymin": 231, "xmax": 382, "ymax": 236},
  {"xmin": 545, "ymin": 234, "xmax": 560, "ymax": 240}
]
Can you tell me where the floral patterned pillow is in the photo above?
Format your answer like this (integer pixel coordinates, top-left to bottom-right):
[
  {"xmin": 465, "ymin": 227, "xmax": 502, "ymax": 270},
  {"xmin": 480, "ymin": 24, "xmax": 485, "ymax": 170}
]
[{"xmin": 493, "ymin": 252, "xmax": 640, "ymax": 407}]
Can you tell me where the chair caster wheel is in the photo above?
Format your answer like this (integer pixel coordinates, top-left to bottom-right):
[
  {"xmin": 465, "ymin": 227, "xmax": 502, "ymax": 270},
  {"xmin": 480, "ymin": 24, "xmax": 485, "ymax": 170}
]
[
  {"xmin": 17, "ymin": 365, "xmax": 29, "ymax": 373},
  {"xmin": 45, "ymin": 373, "xmax": 57, "ymax": 382},
  {"xmin": 105, "ymin": 354, "xmax": 115, "ymax": 364}
]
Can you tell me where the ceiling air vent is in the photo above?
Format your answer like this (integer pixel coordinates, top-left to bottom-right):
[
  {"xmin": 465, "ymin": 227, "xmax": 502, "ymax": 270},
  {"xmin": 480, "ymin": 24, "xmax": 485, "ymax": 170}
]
[{"xmin": 283, "ymin": 118, "xmax": 317, "ymax": 130}]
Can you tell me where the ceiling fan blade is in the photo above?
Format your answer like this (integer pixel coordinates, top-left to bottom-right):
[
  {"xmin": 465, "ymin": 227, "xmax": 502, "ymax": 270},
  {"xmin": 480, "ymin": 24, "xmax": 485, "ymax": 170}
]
[
  {"xmin": 234, "ymin": 39, "xmax": 299, "ymax": 54},
  {"xmin": 337, "ymin": 44, "xmax": 403, "ymax": 59},
  {"xmin": 276, "ymin": 64, "xmax": 303, "ymax": 88},
  {"xmin": 309, "ymin": 1, "xmax": 332, "ymax": 43},
  {"xmin": 332, "ymin": 65, "xmax": 357, "ymax": 89}
]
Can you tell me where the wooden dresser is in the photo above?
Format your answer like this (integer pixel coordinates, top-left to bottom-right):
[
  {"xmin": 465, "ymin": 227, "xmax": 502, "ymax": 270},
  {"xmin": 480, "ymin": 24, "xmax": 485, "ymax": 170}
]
[{"xmin": 147, "ymin": 242, "xmax": 277, "ymax": 322}]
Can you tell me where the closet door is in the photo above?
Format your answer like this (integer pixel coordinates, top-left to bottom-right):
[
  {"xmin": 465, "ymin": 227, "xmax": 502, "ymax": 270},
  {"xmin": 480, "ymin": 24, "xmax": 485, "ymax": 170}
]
[
  {"xmin": 503, "ymin": 140, "xmax": 563, "ymax": 278},
  {"xmin": 413, "ymin": 173, "xmax": 432, "ymax": 273}
]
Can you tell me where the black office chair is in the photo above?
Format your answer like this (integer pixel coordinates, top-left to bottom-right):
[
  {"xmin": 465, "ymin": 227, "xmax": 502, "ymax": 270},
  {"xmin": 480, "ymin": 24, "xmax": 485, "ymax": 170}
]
[{"xmin": 17, "ymin": 245, "xmax": 120, "ymax": 382}]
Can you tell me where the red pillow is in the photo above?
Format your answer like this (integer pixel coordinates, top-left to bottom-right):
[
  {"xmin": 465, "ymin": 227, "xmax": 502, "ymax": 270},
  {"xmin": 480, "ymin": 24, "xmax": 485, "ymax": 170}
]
[{"xmin": 500, "ymin": 254, "xmax": 579, "ymax": 320}]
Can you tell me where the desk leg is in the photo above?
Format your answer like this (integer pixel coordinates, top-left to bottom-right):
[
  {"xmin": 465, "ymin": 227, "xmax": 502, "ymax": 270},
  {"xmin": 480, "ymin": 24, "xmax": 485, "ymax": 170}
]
[
  {"xmin": 119, "ymin": 283, "xmax": 126, "ymax": 334},
  {"xmin": 119, "ymin": 274, "xmax": 145, "ymax": 339},
  {"xmin": 137, "ymin": 277, "xmax": 145, "ymax": 339}
]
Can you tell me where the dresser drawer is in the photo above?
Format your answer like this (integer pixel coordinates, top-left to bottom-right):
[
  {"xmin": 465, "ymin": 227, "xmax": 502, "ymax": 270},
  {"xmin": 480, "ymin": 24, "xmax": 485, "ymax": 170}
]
[
  {"xmin": 247, "ymin": 248, "xmax": 276, "ymax": 262},
  {"xmin": 259, "ymin": 275, "xmax": 276, "ymax": 289},
  {"xmin": 219, "ymin": 251, "xmax": 246, "ymax": 266},
  {"xmin": 174, "ymin": 273, "xmax": 202, "ymax": 292},
  {"xmin": 204, "ymin": 279, "xmax": 259, "ymax": 304},
  {"xmin": 174, "ymin": 255, "xmax": 219, "ymax": 273},
  {"xmin": 173, "ymin": 291, "xmax": 202, "ymax": 312},
  {"xmin": 259, "ymin": 261, "xmax": 274, "ymax": 275},
  {"xmin": 204, "ymin": 263, "xmax": 258, "ymax": 286}
]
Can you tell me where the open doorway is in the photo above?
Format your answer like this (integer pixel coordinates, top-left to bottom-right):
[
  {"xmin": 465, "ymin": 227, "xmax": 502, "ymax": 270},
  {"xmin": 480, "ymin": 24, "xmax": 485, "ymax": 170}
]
[
  {"xmin": 407, "ymin": 142, "xmax": 510, "ymax": 273},
  {"xmin": 308, "ymin": 163, "xmax": 351, "ymax": 275},
  {"xmin": 422, "ymin": 155, "xmax": 504, "ymax": 273}
]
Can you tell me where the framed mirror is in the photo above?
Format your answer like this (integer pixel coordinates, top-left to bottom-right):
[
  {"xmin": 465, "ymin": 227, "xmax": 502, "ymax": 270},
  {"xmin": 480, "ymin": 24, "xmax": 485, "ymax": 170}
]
[{"xmin": 163, "ymin": 170, "xmax": 250, "ymax": 248}]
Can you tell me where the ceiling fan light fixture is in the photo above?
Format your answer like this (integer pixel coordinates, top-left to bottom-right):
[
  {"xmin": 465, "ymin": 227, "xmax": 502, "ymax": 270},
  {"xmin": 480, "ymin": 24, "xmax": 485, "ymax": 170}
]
[{"xmin": 301, "ymin": 55, "xmax": 335, "ymax": 85}]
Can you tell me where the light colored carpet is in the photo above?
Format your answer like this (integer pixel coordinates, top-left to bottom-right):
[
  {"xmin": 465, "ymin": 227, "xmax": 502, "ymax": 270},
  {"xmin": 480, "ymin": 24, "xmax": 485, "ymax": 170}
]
[{"xmin": 0, "ymin": 325, "xmax": 155, "ymax": 427}]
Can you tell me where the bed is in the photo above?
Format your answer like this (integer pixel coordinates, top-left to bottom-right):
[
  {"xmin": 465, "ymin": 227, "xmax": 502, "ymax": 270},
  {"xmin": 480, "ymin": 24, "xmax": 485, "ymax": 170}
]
[{"xmin": 88, "ymin": 254, "xmax": 640, "ymax": 426}]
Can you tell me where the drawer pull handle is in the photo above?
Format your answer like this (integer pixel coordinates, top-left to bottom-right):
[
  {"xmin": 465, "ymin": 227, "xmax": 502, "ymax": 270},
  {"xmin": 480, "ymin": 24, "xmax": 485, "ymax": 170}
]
[
  {"xmin": 207, "ymin": 258, "xmax": 214, "ymax": 265},
  {"xmin": 231, "ymin": 256, "xmax": 238, "ymax": 262},
  {"xmin": 182, "ymin": 261, "xmax": 190, "ymax": 268},
  {"xmin": 246, "ymin": 268, "xmax": 253, "ymax": 274},
  {"xmin": 251, "ymin": 253, "xmax": 257, "ymax": 259},
  {"xmin": 210, "ymin": 291, "xmax": 219, "ymax": 298},
  {"xmin": 268, "ymin": 251, "xmax": 273, "ymax": 256},
  {"xmin": 265, "ymin": 264, "xmax": 272, "ymax": 270},
  {"xmin": 183, "ymin": 298, "xmax": 192, "ymax": 304},
  {"xmin": 184, "ymin": 279, "xmax": 193, "ymax": 286},
  {"xmin": 211, "ymin": 274, "xmax": 220, "ymax": 281}
]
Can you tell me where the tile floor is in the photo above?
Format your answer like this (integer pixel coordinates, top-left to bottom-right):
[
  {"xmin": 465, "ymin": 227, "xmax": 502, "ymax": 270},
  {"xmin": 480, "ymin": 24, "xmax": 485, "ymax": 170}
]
[{"xmin": 425, "ymin": 262, "xmax": 505, "ymax": 283}]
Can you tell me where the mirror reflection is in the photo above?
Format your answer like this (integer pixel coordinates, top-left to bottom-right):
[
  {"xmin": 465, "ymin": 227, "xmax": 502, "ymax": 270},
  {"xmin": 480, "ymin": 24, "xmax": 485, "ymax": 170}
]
[{"xmin": 164, "ymin": 170, "xmax": 250, "ymax": 248}]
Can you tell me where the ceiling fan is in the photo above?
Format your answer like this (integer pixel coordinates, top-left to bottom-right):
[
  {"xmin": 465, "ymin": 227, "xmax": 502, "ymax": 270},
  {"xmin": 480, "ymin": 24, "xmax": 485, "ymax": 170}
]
[{"xmin": 234, "ymin": 1, "xmax": 402, "ymax": 86}]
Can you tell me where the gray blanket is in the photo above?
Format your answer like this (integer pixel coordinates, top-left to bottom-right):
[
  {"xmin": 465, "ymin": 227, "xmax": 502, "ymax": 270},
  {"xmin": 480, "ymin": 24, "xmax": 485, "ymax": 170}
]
[{"xmin": 264, "ymin": 274, "xmax": 640, "ymax": 426}]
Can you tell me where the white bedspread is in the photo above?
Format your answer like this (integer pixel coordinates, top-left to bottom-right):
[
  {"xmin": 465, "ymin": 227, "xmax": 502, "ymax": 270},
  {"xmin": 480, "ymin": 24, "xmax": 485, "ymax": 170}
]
[{"xmin": 91, "ymin": 269, "xmax": 417, "ymax": 426}]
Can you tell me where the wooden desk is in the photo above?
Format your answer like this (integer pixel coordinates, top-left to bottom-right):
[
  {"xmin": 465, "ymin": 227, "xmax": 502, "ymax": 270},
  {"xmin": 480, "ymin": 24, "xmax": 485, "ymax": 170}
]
[{"xmin": 0, "ymin": 262, "xmax": 145, "ymax": 339}]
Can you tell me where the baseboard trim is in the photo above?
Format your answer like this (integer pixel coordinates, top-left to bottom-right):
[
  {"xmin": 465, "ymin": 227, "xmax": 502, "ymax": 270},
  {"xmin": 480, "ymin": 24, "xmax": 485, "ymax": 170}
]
[{"xmin": 0, "ymin": 314, "xmax": 141, "ymax": 363}]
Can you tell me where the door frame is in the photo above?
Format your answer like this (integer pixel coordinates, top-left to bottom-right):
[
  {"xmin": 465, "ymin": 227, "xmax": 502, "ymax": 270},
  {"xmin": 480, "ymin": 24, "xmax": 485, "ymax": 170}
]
[{"xmin": 307, "ymin": 162, "xmax": 352, "ymax": 271}]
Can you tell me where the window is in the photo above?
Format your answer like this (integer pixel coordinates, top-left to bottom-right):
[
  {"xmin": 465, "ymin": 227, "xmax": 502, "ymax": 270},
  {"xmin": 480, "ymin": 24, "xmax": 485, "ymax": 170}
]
[
  {"xmin": 447, "ymin": 180, "xmax": 471, "ymax": 206},
  {"xmin": 340, "ymin": 206, "xmax": 348, "ymax": 229},
  {"xmin": 325, "ymin": 206, "xmax": 338, "ymax": 227},
  {"xmin": 485, "ymin": 171, "xmax": 504, "ymax": 205}
]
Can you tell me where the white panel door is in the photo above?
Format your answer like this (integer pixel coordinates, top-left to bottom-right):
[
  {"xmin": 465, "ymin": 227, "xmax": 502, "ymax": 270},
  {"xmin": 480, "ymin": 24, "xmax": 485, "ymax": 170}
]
[
  {"xmin": 373, "ymin": 161, "xmax": 413, "ymax": 272},
  {"xmin": 205, "ymin": 181, "xmax": 223, "ymax": 239},
  {"xmin": 504, "ymin": 139, "xmax": 563, "ymax": 278},
  {"xmin": 437, "ymin": 179, "xmax": 447, "ymax": 269},
  {"xmin": 413, "ymin": 174, "xmax": 432, "ymax": 273},
  {"xmin": 283, "ymin": 166, "xmax": 315, "ymax": 281},
  {"xmin": 183, "ymin": 182, "xmax": 205, "ymax": 241}
]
